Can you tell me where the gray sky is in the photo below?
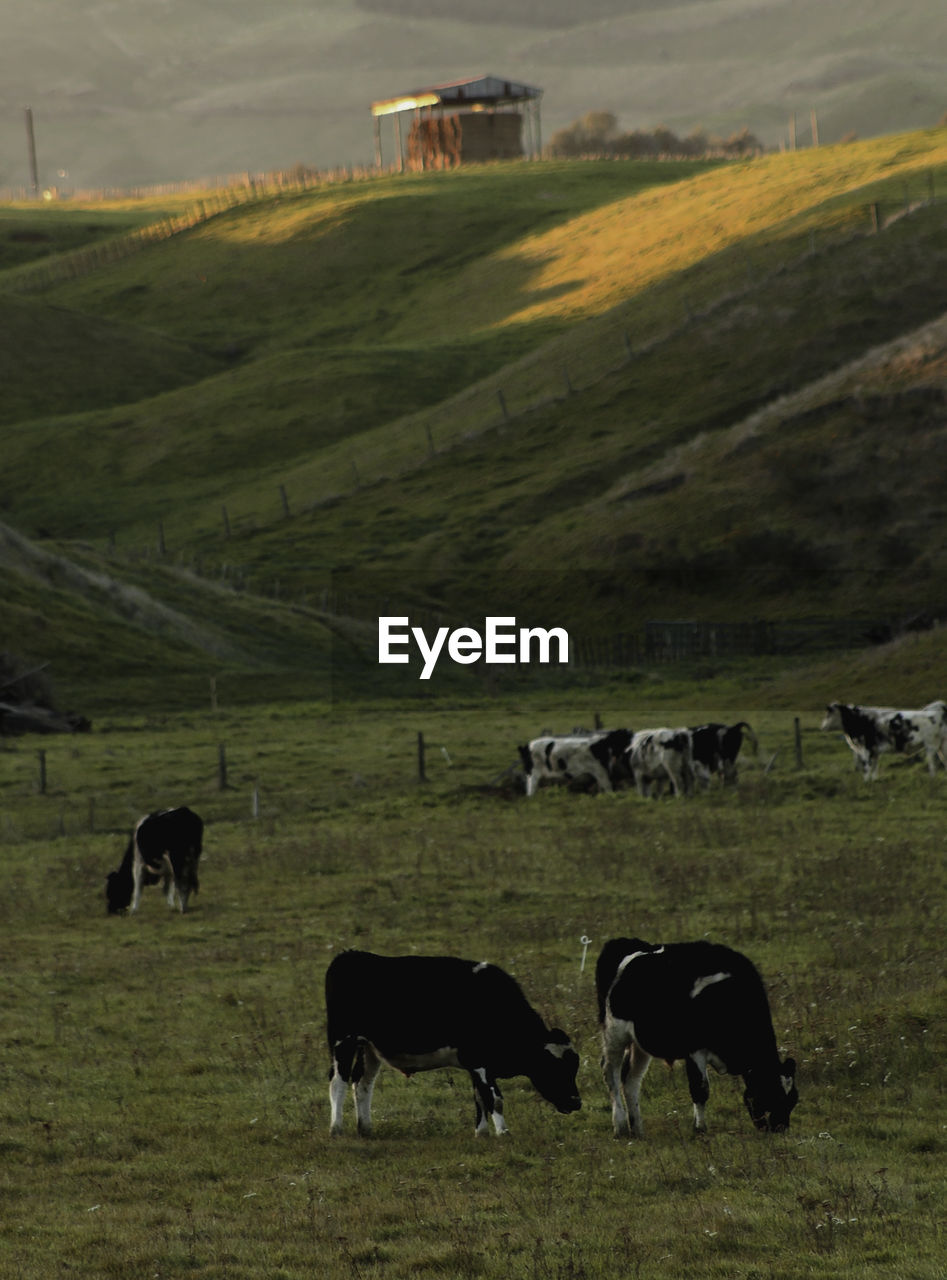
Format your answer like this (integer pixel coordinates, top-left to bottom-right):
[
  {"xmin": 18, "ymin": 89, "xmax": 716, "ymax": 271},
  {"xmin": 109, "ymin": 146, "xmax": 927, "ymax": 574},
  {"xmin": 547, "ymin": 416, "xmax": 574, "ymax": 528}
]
[{"xmin": 2, "ymin": 0, "xmax": 944, "ymax": 193}]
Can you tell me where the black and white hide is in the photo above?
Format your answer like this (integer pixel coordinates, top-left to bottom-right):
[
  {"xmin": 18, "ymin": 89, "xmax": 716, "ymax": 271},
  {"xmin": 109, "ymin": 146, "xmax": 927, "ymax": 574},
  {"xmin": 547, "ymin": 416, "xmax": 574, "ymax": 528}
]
[
  {"xmin": 325, "ymin": 949, "xmax": 582, "ymax": 1137},
  {"xmin": 596, "ymin": 937, "xmax": 797, "ymax": 1137},
  {"xmin": 106, "ymin": 806, "xmax": 203, "ymax": 915}
]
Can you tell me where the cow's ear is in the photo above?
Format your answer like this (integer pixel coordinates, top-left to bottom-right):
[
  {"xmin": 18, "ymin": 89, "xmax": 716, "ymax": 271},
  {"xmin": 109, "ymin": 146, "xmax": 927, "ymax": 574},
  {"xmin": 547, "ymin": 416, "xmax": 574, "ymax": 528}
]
[{"xmin": 780, "ymin": 1057, "xmax": 797, "ymax": 1089}]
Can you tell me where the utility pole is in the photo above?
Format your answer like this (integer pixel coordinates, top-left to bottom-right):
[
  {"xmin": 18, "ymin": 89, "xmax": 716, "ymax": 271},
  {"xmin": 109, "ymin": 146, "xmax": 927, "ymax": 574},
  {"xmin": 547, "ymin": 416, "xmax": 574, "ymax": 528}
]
[{"xmin": 24, "ymin": 106, "xmax": 39, "ymax": 195}]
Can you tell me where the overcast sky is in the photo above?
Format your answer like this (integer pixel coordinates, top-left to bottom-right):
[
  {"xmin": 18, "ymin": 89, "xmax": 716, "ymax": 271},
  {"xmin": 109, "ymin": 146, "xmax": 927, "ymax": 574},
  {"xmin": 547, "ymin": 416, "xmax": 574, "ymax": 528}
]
[{"xmin": 2, "ymin": 0, "xmax": 944, "ymax": 192}]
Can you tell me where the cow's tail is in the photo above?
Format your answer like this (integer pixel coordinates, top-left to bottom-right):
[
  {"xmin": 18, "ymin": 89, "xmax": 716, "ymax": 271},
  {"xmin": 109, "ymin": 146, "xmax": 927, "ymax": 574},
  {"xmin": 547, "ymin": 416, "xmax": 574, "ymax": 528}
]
[{"xmin": 737, "ymin": 722, "xmax": 760, "ymax": 756}]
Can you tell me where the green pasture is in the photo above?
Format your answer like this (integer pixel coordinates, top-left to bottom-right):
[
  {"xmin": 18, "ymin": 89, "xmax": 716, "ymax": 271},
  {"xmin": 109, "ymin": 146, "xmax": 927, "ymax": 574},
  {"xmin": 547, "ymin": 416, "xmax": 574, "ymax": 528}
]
[
  {"xmin": 1, "ymin": 686, "xmax": 944, "ymax": 1278},
  {"xmin": 2, "ymin": 134, "xmax": 947, "ymax": 661}
]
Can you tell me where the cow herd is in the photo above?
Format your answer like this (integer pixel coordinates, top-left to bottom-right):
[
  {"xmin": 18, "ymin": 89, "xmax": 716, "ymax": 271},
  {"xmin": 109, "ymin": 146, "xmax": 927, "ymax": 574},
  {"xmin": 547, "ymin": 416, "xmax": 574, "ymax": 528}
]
[
  {"xmin": 102, "ymin": 693, "xmax": 943, "ymax": 1144},
  {"xmin": 104, "ymin": 810, "xmax": 798, "ymax": 1141},
  {"xmin": 519, "ymin": 698, "xmax": 947, "ymax": 797},
  {"xmin": 518, "ymin": 720, "xmax": 759, "ymax": 798}
]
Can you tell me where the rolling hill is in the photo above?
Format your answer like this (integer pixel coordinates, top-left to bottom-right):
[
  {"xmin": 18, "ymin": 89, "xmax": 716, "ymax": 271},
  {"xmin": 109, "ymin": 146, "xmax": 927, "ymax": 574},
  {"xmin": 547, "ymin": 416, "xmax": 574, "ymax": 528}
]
[{"xmin": 3, "ymin": 129, "xmax": 947, "ymax": 712}]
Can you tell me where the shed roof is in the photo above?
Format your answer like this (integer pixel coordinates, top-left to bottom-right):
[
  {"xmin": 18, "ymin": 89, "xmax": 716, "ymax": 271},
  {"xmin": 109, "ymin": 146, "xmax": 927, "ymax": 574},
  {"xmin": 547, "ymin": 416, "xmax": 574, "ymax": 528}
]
[{"xmin": 371, "ymin": 74, "xmax": 542, "ymax": 118}]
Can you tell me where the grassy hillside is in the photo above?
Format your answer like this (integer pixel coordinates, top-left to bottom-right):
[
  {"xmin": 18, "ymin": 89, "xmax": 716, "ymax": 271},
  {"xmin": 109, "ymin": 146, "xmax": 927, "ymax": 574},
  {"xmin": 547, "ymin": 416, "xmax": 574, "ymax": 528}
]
[{"xmin": 3, "ymin": 134, "xmax": 947, "ymax": 709}]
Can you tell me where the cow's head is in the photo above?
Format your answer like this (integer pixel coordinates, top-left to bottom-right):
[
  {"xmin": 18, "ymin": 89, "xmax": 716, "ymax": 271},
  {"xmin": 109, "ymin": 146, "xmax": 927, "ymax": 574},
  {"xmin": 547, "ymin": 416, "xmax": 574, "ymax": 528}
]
[
  {"xmin": 528, "ymin": 1029, "xmax": 581, "ymax": 1114},
  {"xmin": 743, "ymin": 1057, "xmax": 798, "ymax": 1132},
  {"xmin": 105, "ymin": 868, "xmax": 132, "ymax": 915},
  {"xmin": 820, "ymin": 703, "xmax": 843, "ymax": 732}
]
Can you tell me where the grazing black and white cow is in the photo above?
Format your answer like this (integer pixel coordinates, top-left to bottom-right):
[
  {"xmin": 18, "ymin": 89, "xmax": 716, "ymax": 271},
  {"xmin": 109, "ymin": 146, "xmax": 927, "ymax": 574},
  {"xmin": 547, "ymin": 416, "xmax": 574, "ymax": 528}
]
[
  {"xmin": 821, "ymin": 700, "xmax": 947, "ymax": 779},
  {"xmin": 596, "ymin": 937, "xmax": 798, "ymax": 1137},
  {"xmin": 625, "ymin": 728, "xmax": 694, "ymax": 797},
  {"xmin": 325, "ymin": 949, "xmax": 581, "ymax": 1137},
  {"xmin": 690, "ymin": 721, "xmax": 759, "ymax": 786},
  {"xmin": 518, "ymin": 728, "xmax": 631, "ymax": 796},
  {"xmin": 106, "ymin": 806, "xmax": 203, "ymax": 915}
]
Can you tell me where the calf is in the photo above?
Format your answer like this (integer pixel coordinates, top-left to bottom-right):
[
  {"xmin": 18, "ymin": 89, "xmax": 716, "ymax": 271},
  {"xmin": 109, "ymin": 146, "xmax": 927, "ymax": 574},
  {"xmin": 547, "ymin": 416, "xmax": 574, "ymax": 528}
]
[
  {"xmin": 625, "ymin": 728, "xmax": 694, "ymax": 797},
  {"xmin": 326, "ymin": 949, "xmax": 581, "ymax": 1136},
  {"xmin": 690, "ymin": 721, "xmax": 759, "ymax": 786},
  {"xmin": 518, "ymin": 728, "xmax": 631, "ymax": 796},
  {"xmin": 821, "ymin": 700, "xmax": 947, "ymax": 779},
  {"xmin": 597, "ymin": 937, "xmax": 797, "ymax": 1137},
  {"xmin": 106, "ymin": 806, "xmax": 203, "ymax": 915}
]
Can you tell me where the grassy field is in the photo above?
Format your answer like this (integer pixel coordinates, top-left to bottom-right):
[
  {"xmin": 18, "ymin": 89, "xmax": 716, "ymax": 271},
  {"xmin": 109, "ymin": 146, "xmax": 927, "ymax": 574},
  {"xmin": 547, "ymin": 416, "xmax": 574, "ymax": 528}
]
[
  {"xmin": 1, "ymin": 681, "xmax": 944, "ymax": 1279},
  {"xmin": 2, "ymin": 136, "xmax": 946, "ymax": 1277}
]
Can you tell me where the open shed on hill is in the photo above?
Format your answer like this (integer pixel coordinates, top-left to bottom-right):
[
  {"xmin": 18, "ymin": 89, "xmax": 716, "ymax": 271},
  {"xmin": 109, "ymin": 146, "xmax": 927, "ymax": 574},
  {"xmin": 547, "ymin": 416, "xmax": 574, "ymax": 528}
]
[{"xmin": 370, "ymin": 75, "xmax": 543, "ymax": 171}]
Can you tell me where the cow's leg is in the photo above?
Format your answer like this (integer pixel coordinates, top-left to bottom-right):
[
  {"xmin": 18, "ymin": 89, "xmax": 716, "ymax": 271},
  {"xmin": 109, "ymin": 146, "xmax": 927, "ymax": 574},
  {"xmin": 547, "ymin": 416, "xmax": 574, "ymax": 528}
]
[
  {"xmin": 622, "ymin": 1042, "xmax": 651, "ymax": 1137},
  {"xmin": 469, "ymin": 1067, "xmax": 506, "ymax": 1136},
  {"xmin": 353, "ymin": 1045, "xmax": 381, "ymax": 1137},
  {"xmin": 603, "ymin": 1027, "xmax": 647, "ymax": 1137},
  {"xmin": 329, "ymin": 1035, "xmax": 362, "ymax": 1136},
  {"xmin": 601, "ymin": 1042, "xmax": 631, "ymax": 1136},
  {"xmin": 163, "ymin": 858, "xmax": 178, "ymax": 911},
  {"xmin": 685, "ymin": 1052, "xmax": 711, "ymax": 1132},
  {"xmin": 328, "ymin": 1061, "xmax": 348, "ymax": 1135},
  {"xmin": 525, "ymin": 772, "xmax": 539, "ymax": 797},
  {"xmin": 854, "ymin": 746, "xmax": 876, "ymax": 780},
  {"xmin": 130, "ymin": 856, "xmax": 144, "ymax": 913},
  {"xmin": 587, "ymin": 763, "xmax": 613, "ymax": 794}
]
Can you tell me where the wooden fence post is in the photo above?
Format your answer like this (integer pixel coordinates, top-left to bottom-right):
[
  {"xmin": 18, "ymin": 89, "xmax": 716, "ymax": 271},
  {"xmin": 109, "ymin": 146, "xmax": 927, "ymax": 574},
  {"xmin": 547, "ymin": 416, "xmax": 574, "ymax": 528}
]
[
  {"xmin": 37, "ymin": 749, "xmax": 47, "ymax": 795},
  {"xmin": 794, "ymin": 717, "xmax": 803, "ymax": 769},
  {"xmin": 417, "ymin": 731, "xmax": 427, "ymax": 783}
]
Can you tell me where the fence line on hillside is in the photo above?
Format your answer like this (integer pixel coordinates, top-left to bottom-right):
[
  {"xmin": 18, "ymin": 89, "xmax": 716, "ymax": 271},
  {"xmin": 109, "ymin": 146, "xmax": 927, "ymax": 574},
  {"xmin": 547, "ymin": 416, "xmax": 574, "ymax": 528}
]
[
  {"xmin": 4, "ymin": 163, "xmax": 385, "ymax": 295},
  {"xmin": 6, "ymin": 169, "xmax": 943, "ymax": 619}
]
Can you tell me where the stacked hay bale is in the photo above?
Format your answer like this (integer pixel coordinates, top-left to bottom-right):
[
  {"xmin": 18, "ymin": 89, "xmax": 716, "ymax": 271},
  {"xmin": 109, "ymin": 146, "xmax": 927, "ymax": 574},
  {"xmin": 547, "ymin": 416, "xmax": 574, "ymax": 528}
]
[{"xmin": 407, "ymin": 112, "xmax": 522, "ymax": 169}]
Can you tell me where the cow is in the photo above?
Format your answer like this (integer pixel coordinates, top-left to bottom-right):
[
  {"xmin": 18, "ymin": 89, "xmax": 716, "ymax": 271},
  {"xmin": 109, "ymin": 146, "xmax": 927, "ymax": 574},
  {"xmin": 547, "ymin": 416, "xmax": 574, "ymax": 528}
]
[
  {"xmin": 518, "ymin": 728, "xmax": 631, "ymax": 796},
  {"xmin": 820, "ymin": 700, "xmax": 947, "ymax": 779},
  {"xmin": 596, "ymin": 937, "xmax": 798, "ymax": 1138},
  {"xmin": 690, "ymin": 721, "xmax": 759, "ymax": 787},
  {"xmin": 106, "ymin": 806, "xmax": 203, "ymax": 915},
  {"xmin": 625, "ymin": 728, "xmax": 694, "ymax": 797},
  {"xmin": 325, "ymin": 949, "xmax": 581, "ymax": 1137}
]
